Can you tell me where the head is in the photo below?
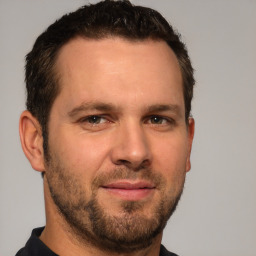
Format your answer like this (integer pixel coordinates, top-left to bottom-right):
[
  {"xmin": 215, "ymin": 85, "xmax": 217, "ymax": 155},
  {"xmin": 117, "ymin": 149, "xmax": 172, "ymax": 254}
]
[
  {"xmin": 20, "ymin": 0, "xmax": 195, "ymax": 254},
  {"xmin": 25, "ymin": 0, "xmax": 194, "ymax": 156}
]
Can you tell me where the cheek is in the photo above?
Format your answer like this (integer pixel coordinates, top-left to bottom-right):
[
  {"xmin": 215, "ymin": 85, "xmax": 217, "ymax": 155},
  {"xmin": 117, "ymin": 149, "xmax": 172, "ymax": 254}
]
[
  {"xmin": 50, "ymin": 131, "xmax": 111, "ymax": 175},
  {"xmin": 151, "ymin": 134, "xmax": 188, "ymax": 178},
  {"xmin": 153, "ymin": 140, "xmax": 187, "ymax": 199}
]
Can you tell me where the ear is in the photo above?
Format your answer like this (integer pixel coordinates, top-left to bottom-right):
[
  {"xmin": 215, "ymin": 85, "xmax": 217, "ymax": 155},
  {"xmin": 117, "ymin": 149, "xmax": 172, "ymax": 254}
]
[
  {"xmin": 185, "ymin": 117, "xmax": 195, "ymax": 172},
  {"xmin": 19, "ymin": 110, "xmax": 45, "ymax": 172}
]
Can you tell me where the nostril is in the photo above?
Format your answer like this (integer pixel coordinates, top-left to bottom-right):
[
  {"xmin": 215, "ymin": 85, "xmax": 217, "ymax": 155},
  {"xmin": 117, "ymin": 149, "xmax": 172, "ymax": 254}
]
[
  {"xmin": 115, "ymin": 159, "xmax": 151, "ymax": 171},
  {"xmin": 116, "ymin": 159, "xmax": 130, "ymax": 165}
]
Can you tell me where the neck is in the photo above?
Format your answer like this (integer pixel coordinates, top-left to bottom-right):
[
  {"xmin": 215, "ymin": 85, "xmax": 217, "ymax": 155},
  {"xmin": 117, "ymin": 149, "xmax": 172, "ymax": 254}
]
[{"xmin": 40, "ymin": 177, "xmax": 163, "ymax": 256}]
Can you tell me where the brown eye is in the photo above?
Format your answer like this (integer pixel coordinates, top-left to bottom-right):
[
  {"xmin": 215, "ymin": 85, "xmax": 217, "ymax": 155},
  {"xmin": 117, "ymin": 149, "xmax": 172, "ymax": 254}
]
[
  {"xmin": 149, "ymin": 116, "xmax": 167, "ymax": 124},
  {"xmin": 79, "ymin": 115, "xmax": 111, "ymax": 132},
  {"xmin": 87, "ymin": 115, "xmax": 103, "ymax": 124}
]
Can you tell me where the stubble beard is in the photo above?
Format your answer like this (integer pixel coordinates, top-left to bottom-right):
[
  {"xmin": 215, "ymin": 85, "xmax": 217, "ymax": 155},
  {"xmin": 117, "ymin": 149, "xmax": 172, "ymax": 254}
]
[{"xmin": 45, "ymin": 153, "xmax": 185, "ymax": 253}]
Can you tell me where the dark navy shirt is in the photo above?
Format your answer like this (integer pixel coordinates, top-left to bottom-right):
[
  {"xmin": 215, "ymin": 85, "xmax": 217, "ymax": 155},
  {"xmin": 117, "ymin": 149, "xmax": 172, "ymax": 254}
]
[{"xmin": 16, "ymin": 227, "xmax": 179, "ymax": 256}]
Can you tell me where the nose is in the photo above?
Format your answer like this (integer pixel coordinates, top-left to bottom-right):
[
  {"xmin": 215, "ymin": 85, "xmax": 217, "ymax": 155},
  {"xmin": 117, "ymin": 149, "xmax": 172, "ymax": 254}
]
[{"xmin": 110, "ymin": 123, "xmax": 152, "ymax": 170}]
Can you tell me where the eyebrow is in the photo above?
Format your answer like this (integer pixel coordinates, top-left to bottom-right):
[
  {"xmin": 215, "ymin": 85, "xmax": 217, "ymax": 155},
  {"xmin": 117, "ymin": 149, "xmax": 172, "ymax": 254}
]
[
  {"xmin": 146, "ymin": 104, "xmax": 181, "ymax": 114},
  {"xmin": 68, "ymin": 102, "xmax": 182, "ymax": 118},
  {"xmin": 68, "ymin": 102, "xmax": 117, "ymax": 118}
]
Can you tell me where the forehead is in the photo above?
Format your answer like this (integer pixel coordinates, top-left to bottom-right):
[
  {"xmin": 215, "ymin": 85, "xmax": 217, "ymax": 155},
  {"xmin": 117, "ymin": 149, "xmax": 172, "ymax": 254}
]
[
  {"xmin": 53, "ymin": 37, "xmax": 184, "ymax": 113},
  {"xmin": 56, "ymin": 37, "xmax": 181, "ymax": 76}
]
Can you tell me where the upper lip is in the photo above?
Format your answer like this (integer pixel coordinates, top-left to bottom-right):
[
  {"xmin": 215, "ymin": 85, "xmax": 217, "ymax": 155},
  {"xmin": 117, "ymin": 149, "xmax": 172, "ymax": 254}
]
[{"xmin": 102, "ymin": 181, "xmax": 155, "ymax": 190}]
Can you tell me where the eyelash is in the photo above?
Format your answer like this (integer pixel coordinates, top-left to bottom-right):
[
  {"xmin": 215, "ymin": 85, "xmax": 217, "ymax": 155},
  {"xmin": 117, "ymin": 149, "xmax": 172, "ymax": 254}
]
[
  {"xmin": 79, "ymin": 115, "xmax": 109, "ymax": 125},
  {"xmin": 79, "ymin": 115, "xmax": 175, "ymax": 126},
  {"xmin": 146, "ymin": 115, "xmax": 174, "ymax": 125}
]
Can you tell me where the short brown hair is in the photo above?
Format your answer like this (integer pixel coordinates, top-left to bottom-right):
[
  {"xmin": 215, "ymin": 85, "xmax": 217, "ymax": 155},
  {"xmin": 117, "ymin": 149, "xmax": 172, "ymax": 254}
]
[{"xmin": 25, "ymin": 0, "xmax": 195, "ymax": 153}]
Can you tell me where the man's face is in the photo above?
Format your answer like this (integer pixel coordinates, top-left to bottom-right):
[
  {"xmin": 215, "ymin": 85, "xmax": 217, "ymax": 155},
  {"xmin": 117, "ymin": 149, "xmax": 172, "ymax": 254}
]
[{"xmin": 44, "ymin": 38, "xmax": 194, "ymax": 252}]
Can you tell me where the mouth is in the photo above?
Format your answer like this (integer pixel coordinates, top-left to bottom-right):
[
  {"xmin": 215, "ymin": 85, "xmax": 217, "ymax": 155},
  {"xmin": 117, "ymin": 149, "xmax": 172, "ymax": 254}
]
[{"xmin": 101, "ymin": 180, "xmax": 156, "ymax": 201}]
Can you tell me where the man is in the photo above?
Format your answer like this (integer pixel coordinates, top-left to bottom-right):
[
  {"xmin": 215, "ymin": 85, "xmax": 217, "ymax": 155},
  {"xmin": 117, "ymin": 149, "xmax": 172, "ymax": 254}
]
[{"xmin": 17, "ymin": 0, "xmax": 195, "ymax": 255}]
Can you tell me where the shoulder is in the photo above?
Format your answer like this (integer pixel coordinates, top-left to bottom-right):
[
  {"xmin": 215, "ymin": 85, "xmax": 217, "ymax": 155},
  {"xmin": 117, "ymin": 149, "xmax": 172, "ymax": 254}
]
[
  {"xmin": 15, "ymin": 247, "xmax": 28, "ymax": 256},
  {"xmin": 160, "ymin": 244, "xmax": 180, "ymax": 256},
  {"xmin": 15, "ymin": 227, "xmax": 58, "ymax": 256}
]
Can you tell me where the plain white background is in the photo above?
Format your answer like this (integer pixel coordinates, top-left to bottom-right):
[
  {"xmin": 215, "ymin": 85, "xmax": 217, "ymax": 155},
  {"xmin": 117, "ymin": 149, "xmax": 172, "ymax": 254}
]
[{"xmin": 0, "ymin": 1, "xmax": 255, "ymax": 255}]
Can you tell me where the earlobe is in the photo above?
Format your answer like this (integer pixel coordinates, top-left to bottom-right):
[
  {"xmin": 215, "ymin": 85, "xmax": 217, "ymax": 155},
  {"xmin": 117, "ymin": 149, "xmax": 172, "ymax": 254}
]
[
  {"xmin": 186, "ymin": 117, "xmax": 195, "ymax": 172},
  {"xmin": 19, "ymin": 110, "xmax": 45, "ymax": 172}
]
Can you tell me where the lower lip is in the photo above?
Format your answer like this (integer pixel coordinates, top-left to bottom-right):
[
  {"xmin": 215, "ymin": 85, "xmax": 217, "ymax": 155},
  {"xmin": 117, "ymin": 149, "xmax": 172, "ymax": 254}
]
[{"xmin": 102, "ymin": 187, "xmax": 154, "ymax": 201}]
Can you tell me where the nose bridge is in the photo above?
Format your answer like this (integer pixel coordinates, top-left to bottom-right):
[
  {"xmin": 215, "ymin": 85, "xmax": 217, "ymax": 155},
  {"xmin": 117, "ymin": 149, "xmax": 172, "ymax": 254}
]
[{"xmin": 110, "ymin": 119, "xmax": 151, "ymax": 168}]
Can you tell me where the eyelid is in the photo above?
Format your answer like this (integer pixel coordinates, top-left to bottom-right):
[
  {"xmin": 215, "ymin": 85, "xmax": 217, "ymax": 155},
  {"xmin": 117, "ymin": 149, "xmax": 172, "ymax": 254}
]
[
  {"xmin": 144, "ymin": 115, "xmax": 175, "ymax": 124},
  {"xmin": 76, "ymin": 114, "xmax": 176, "ymax": 129},
  {"xmin": 76, "ymin": 115, "xmax": 114, "ymax": 132},
  {"xmin": 79, "ymin": 114, "xmax": 109, "ymax": 123}
]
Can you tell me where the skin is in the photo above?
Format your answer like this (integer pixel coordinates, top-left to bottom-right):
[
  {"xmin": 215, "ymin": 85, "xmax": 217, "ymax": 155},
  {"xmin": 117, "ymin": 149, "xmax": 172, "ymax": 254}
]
[{"xmin": 19, "ymin": 37, "xmax": 194, "ymax": 256}]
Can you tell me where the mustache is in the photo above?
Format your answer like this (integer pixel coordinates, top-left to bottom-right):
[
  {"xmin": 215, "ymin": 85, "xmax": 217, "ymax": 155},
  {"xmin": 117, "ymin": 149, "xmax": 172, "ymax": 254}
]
[{"xmin": 91, "ymin": 167, "xmax": 166, "ymax": 190}]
